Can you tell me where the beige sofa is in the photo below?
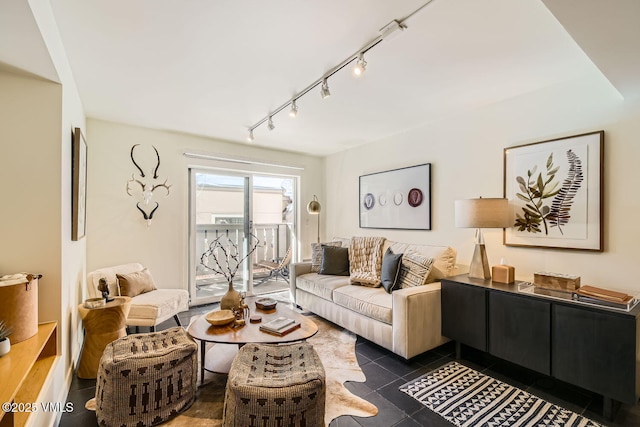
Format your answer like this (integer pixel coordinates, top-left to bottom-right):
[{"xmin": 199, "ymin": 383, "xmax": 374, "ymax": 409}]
[{"xmin": 290, "ymin": 238, "xmax": 457, "ymax": 359}]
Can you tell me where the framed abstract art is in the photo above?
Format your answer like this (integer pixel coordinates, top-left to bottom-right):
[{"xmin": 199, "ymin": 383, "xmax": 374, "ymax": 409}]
[{"xmin": 359, "ymin": 163, "xmax": 431, "ymax": 230}]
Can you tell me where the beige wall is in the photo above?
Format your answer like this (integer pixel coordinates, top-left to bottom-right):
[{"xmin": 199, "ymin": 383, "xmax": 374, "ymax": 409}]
[
  {"xmin": 0, "ymin": 71, "xmax": 62, "ymax": 324},
  {"xmin": 0, "ymin": 70, "xmax": 85, "ymax": 427},
  {"xmin": 0, "ymin": 1, "xmax": 87, "ymax": 425},
  {"xmin": 86, "ymin": 119, "xmax": 324, "ymax": 291},
  {"xmin": 325, "ymin": 72, "xmax": 640, "ymax": 293}
]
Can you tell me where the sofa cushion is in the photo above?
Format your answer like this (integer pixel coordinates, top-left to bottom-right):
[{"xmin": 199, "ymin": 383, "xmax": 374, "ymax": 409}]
[
  {"xmin": 319, "ymin": 246, "xmax": 350, "ymax": 276},
  {"xmin": 398, "ymin": 253, "xmax": 434, "ymax": 288},
  {"xmin": 296, "ymin": 273, "xmax": 350, "ymax": 302},
  {"xmin": 333, "ymin": 285, "xmax": 392, "ymax": 325},
  {"xmin": 348, "ymin": 236, "xmax": 386, "ymax": 287},
  {"xmin": 127, "ymin": 289, "xmax": 188, "ymax": 323},
  {"xmin": 386, "ymin": 242, "xmax": 456, "ymax": 283},
  {"xmin": 311, "ymin": 241, "xmax": 342, "ymax": 273},
  {"xmin": 381, "ymin": 248, "xmax": 403, "ymax": 293},
  {"xmin": 117, "ymin": 268, "xmax": 157, "ymax": 297}
]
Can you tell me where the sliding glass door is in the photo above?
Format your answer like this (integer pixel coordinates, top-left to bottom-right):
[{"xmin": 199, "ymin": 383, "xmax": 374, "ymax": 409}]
[
  {"xmin": 190, "ymin": 170, "xmax": 297, "ymax": 306},
  {"xmin": 191, "ymin": 171, "xmax": 251, "ymax": 305}
]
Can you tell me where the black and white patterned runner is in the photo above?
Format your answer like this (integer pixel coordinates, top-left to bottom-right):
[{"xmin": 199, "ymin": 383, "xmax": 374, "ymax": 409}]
[{"xmin": 400, "ymin": 362, "xmax": 604, "ymax": 427}]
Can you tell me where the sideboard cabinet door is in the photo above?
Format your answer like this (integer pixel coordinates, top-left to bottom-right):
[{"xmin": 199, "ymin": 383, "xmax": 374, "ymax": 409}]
[
  {"xmin": 552, "ymin": 304, "xmax": 637, "ymax": 404},
  {"xmin": 489, "ymin": 292, "xmax": 551, "ymax": 375},
  {"xmin": 441, "ymin": 280, "xmax": 487, "ymax": 351}
]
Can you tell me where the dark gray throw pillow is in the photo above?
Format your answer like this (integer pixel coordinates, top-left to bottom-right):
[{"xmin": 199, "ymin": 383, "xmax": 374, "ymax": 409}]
[
  {"xmin": 319, "ymin": 245, "xmax": 350, "ymax": 276},
  {"xmin": 381, "ymin": 247, "xmax": 403, "ymax": 293}
]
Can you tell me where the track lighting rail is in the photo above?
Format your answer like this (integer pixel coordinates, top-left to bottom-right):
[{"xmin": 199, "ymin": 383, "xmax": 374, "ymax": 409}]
[{"xmin": 246, "ymin": 19, "xmax": 405, "ymax": 141}]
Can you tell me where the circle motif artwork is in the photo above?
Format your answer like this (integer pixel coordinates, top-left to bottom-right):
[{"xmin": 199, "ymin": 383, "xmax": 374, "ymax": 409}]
[
  {"xmin": 363, "ymin": 193, "xmax": 375, "ymax": 210},
  {"xmin": 393, "ymin": 192, "xmax": 403, "ymax": 206},
  {"xmin": 379, "ymin": 194, "xmax": 387, "ymax": 206},
  {"xmin": 408, "ymin": 188, "xmax": 424, "ymax": 207}
]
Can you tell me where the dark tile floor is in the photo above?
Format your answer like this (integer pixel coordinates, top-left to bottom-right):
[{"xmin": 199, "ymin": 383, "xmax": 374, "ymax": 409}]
[{"xmin": 60, "ymin": 302, "xmax": 640, "ymax": 427}]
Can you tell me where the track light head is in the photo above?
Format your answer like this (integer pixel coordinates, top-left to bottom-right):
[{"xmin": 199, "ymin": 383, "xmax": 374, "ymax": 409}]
[
  {"xmin": 247, "ymin": 129, "xmax": 254, "ymax": 142},
  {"xmin": 289, "ymin": 99, "xmax": 298, "ymax": 118},
  {"xmin": 320, "ymin": 78, "xmax": 331, "ymax": 99},
  {"xmin": 354, "ymin": 53, "xmax": 367, "ymax": 76},
  {"xmin": 267, "ymin": 116, "xmax": 275, "ymax": 130}
]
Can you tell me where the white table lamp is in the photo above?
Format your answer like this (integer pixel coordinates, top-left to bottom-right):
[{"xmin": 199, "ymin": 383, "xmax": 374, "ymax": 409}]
[{"xmin": 455, "ymin": 198, "xmax": 510, "ymax": 280}]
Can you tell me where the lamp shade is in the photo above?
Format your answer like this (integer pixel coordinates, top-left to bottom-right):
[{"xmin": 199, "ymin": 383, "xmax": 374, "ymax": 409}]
[
  {"xmin": 455, "ymin": 198, "xmax": 510, "ymax": 229},
  {"xmin": 307, "ymin": 195, "xmax": 321, "ymax": 214}
]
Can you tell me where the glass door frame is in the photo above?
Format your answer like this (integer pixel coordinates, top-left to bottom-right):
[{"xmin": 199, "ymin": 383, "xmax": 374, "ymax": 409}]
[
  {"xmin": 189, "ymin": 167, "xmax": 299, "ymax": 307},
  {"xmin": 189, "ymin": 169, "xmax": 253, "ymax": 306}
]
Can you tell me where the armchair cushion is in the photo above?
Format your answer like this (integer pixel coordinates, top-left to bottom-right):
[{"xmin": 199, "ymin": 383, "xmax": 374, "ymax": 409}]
[
  {"xmin": 116, "ymin": 268, "xmax": 157, "ymax": 297},
  {"xmin": 87, "ymin": 262, "xmax": 143, "ymax": 299},
  {"xmin": 126, "ymin": 289, "xmax": 189, "ymax": 327}
]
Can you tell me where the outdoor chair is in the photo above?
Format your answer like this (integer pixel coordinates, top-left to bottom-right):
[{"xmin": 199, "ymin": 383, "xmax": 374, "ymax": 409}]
[{"xmin": 256, "ymin": 247, "xmax": 292, "ymax": 285}]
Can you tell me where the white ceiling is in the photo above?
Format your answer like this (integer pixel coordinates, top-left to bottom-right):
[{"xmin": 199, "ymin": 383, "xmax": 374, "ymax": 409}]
[{"xmin": 4, "ymin": 0, "xmax": 638, "ymax": 156}]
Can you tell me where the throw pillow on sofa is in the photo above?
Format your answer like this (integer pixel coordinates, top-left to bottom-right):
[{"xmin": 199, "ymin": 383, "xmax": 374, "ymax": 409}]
[
  {"xmin": 311, "ymin": 241, "xmax": 342, "ymax": 272},
  {"xmin": 116, "ymin": 268, "xmax": 157, "ymax": 297},
  {"xmin": 349, "ymin": 236, "xmax": 386, "ymax": 287},
  {"xmin": 381, "ymin": 247, "xmax": 403, "ymax": 293},
  {"xmin": 398, "ymin": 253, "xmax": 434, "ymax": 288},
  {"xmin": 319, "ymin": 246, "xmax": 350, "ymax": 276}
]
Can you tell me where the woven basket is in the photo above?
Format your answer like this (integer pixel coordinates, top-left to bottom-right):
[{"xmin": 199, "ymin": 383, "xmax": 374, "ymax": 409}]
[
  {"xmin": 223, "ymin": 342, "xmax": 326, "ymax": 427},
  {"xmin": 95, "ymin": 327, "xmax": 197, "ymax": 427}
]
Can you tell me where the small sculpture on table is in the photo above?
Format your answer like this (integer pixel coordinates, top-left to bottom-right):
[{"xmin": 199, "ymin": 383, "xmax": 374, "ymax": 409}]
[
  {"xmin": 98, "ymin": 278, "xmax": 114, "ymax": 303},
  {"xmin": 231, "ymin": 292, "xmax": 250, "ymax": 327}
]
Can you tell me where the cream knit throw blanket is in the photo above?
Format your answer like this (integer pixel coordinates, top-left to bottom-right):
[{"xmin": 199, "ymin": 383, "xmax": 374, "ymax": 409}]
[{"xmin": 349, "ymin": 236, "xmax": 386, "ymax": 287}]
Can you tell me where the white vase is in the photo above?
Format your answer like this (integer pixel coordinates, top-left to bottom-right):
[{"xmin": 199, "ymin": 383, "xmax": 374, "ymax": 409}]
[{"xmin": 0, "ymin": 338, "xmax": 10, "ymax": 357}]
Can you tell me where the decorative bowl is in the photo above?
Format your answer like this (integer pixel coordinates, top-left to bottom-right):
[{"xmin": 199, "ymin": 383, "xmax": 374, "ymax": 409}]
[
  {"xmin": 255, "ymin": 298, "xmax": 277, "ymax": 310},
  {"xmin": 205, "ymin": 310, "xmax": 235, "ymax": 326}
]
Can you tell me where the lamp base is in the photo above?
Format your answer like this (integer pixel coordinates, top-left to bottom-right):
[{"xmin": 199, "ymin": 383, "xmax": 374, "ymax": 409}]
[{"xmin": 469, "ymin": 243, "xmax": 491, "ymax": 280}]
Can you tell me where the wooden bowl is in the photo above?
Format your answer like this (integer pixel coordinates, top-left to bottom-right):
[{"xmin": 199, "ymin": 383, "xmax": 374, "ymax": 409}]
[
  {"xmin": 205, "ymin": 310, "xmax": 235, "ymax": 326},
  {"xmin": 255, "ymin": 298, "xmax": 277, "ymax": 310}
]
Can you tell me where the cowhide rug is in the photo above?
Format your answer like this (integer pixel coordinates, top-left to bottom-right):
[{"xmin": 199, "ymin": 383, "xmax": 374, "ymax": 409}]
[{"xmin": 89, "ymin": 315, "xmax": 377, "ymax": 426}]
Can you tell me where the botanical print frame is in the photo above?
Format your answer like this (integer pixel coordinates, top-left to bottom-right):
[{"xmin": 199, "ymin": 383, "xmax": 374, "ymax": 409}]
[
  {"xmin": 359, "ymin": 163, "xmax": 431, "ymax": 230},
  {"xmin": 503, "ymin": 131, "xmax": 603, "ymax": 251},
  {"xmin": 72, "ymin": 127, "xmax": 87, "ymax": 241}
]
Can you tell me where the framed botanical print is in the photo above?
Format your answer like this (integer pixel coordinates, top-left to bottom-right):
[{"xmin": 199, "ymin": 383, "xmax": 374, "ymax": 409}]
[{"xmin": 503, "ymin": 131, "xmax": 603, "ymax": 251}]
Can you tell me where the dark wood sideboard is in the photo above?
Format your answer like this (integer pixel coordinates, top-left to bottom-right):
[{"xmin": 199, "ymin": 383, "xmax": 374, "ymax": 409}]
[{"xmin": 441, "ymin": 274, "xmax": 640, "ymax": 419}]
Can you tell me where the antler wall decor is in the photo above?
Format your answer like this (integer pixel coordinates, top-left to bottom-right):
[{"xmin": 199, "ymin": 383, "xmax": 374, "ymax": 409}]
[{"xmin": 126, "ymin": 144, "xmax": 171, "ymax": 227}]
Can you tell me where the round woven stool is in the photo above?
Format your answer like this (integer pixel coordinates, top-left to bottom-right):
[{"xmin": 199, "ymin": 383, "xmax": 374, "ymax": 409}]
[{"xmin": 223, "ymin": 342, "xmax": 326, "ymax": 427}]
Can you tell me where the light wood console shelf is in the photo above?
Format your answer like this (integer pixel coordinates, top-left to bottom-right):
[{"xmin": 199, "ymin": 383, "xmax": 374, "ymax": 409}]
[{"xmin": 0, "ymin": 322, "xmax": 57, "ymax": 427}]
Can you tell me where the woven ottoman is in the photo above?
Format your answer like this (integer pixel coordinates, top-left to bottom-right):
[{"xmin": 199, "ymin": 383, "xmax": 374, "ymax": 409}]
[
  {"xmin": 95, "ymin": 326, "xmax": 197, "ymax": 427},
  {"xmin": 223, "ymin": 342, "xmax": 326, "ymax": 427}
]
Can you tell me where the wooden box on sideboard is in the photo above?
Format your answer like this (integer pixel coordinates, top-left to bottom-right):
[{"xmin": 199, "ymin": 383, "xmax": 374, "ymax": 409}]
[{"xmin": 534, "ymin": 271, "xmax": 580, "ymax": 291}]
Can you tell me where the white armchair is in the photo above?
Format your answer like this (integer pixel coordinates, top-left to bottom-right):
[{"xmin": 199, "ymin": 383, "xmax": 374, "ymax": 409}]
[{"xmin": 87, "ymin": 263, "xmax": 189, "ymax": 332}]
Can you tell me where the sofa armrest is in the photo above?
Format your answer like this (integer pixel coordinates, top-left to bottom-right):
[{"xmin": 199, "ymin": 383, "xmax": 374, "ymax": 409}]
[
  {"xmin": 290, "ymin": 262, "xmax": 313, "ymax": 302},
  {"xmin": 392, "ymin": 282, "xmax": 449, "ymax": 359}
]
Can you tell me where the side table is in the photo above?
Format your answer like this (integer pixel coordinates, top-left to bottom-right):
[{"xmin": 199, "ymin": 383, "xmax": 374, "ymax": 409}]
[{"xmin": 77, "ymin": 296, "xmax": 131, "ymax": 379}]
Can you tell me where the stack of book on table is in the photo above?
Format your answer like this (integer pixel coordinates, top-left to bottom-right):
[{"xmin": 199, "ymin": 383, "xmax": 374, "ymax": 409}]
[
  {"xmin": 259, "ymin": 316, "xmax": 301, "ymax": 336},
  {"xmin": 574, "ymin": 285, "xmax": 638, "ymax": 311}
]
